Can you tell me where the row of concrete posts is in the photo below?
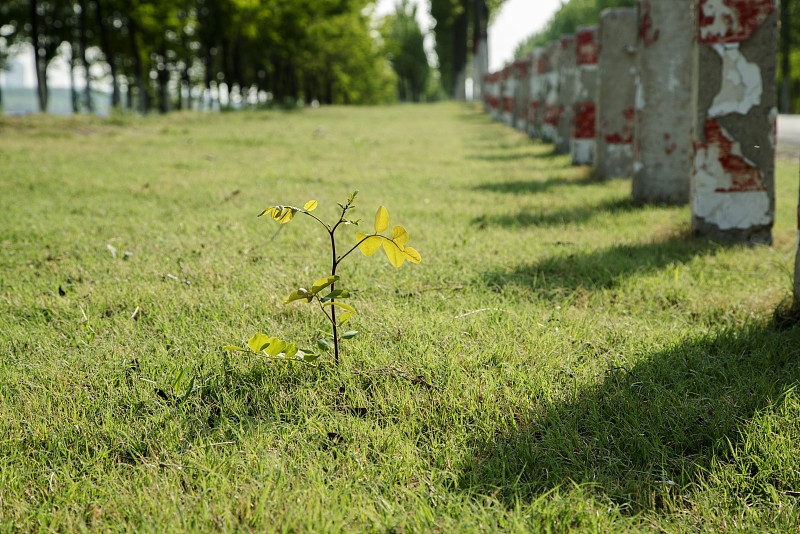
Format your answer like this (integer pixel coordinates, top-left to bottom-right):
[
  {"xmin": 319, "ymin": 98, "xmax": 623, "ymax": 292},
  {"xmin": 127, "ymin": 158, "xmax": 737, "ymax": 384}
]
[{"xmin": 483, "ymin": 0, "xmax": 778, "ymax": 244}]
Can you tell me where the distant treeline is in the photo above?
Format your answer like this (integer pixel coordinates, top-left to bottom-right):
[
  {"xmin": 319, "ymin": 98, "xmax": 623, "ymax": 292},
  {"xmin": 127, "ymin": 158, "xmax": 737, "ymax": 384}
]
[
  {"xmin": 0, "ymin": 0, "xmax": 441, "ymax": 114},
  {"xmin": 513, "ymin": 0, "xmax": 798, "ymax": 113}
]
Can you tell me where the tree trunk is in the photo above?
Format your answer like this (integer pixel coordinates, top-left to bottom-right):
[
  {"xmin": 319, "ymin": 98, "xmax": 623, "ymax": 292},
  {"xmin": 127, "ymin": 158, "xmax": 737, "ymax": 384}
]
[
  {"xmin": 157, "ymin": 42, "xmax": 170, "ymax": 114},
  {"xmin": 79, "ymin": 0, "xmax": 93, "ymax": 112},
  {"xmin": 69, "ymin": 43, "xmax": 79, "ymax": 112},
  {"xmin": 128, "ymin": 18, "xmax": 147, "ymax": 113},
  {"xmin": 472, "ymin": 0, "xmax": 489, "ymax": 102},
  {"xmin": 452, "ymin": 0, "xmax": 468, "ymax": 100},
  {"xmin": 93, "ymin": 0, "xmax": 120, "ymax": 107},
  {"xmin": 30, "ymin": 0, "xmax": 48, "ymax": 112},
  {"xmin": 780, "ymin": 0, "xmax": 792, "ymax": 113}
]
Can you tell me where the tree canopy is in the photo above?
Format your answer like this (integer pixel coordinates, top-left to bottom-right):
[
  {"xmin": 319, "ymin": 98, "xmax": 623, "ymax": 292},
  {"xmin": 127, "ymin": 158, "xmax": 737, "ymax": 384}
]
[{"xmin": 0, "ymin": 0, "xmax": 399, "ymax": 113}]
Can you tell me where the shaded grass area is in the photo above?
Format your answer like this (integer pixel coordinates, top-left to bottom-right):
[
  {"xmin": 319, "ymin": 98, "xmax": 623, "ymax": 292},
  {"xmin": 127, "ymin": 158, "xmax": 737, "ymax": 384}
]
[{"xmin": 1, "ymin": 104, "xmax": 800, "ymax": 532}]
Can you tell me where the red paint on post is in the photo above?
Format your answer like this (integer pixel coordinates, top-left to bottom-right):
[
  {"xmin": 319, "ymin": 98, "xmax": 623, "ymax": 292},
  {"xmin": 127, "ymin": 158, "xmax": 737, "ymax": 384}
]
[
  {"xmin": 573, "ymin": 102, "xmax": 596, "ymax": 139},
  {"xmin": 538, "ymin": 56, "xmax": 546, "ymax": 75},
  {"xmin": 543, "ymin": 105, "xmax": 562, "ymax": 126},
  {"xmin": 640, "ymin": 2, "xmax": 660, "ymax": 47},
  {"xmin": 529, "ymin": 101, "xmax": 541, "ymax": 121},
  {"xmin": 697, "ymin": 0, "xmax": 773, "ymax": 43},
  {"xmin": 604, "ymin": 108, "xmax": 635, "ymax": 144},
  {"xmin": 696, "ymin": 118, "xmax": 766, "ymax": 192},
  {"xmin": 576, "ymin": 28, "xmax": 599, "ymax": 66}
]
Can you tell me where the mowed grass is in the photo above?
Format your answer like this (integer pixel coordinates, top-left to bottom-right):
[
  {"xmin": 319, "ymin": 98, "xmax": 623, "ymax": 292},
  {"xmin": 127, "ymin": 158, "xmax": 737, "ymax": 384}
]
[{"xmin": 1, "ymin": 103, "xmax": 800, "ymax": 532}]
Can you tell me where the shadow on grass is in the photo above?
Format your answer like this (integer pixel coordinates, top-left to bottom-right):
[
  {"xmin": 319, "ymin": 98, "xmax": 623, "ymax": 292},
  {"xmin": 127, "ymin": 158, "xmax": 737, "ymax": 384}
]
[
  {"xmin": 473, "ymin": 175, "xmax": 597, "ymax": 196},
  {"xmin": 458, "ymin": 321, "xmax": 800, "ymax": 513},
  {"xmin": 480, "ymin": 231, "xmax": 718, "ymax": 293},
  {"xmin": 467, "ymin": 146, "xmax": 566, "ymax": 163},
  {"xmin": 474, "ymin": 196, "xmax": 637, "ymax": 229}
]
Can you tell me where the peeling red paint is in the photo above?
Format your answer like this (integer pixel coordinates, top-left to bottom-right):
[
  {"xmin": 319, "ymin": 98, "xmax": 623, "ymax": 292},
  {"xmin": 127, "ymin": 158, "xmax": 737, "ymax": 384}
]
[
  {"xmin": 604, "ymin": 108, "xmax": 635, "ymax": 144},
  {"xmin": 640, "ymin": 2, "xmax": 660, "ymax": 47},
  {"xmin": 697, "ymin": 0, "xmax": 773, "ymax": 44},
  {"xmin": 576, "ymin": 28, "xmax": 599, "ymax": 66},
  {"xmin": 503, "ymin": 97, "xmax": 514, "ymax": 113},
  {"xmin": 543, "ymin": 105, "xmax": 562, "ymax": 126},
  {"xmin": 573, "ymin": 102, "xmax": 596, "ymax": 139},
  {"xmin": 528, "ymin": 101, "xmax": 541, "ymax": 122},
  {"xmin": 665, "ymin": 143, "xmax": 677, "ymax": 155},
  {"xmin": 696, "ymin": 118, "xmax": 766, "ymax": 192},
  {"xmin": 538, "ymin": 56, "xmax": 546, "ymax": 75},
  {"xmin": 561, "ymin": 36, "xmax": 575, "ymax": 51}
]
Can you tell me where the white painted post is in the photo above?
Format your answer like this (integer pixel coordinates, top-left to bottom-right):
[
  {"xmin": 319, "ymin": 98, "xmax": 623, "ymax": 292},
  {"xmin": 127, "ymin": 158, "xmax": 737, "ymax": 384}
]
[
  {"xmin": 633, "ymin": 0, "xmax": 696, "ymax": 204},
  {"xmin": 691, "ymin": 0, "xmax": 777, "ymax": 244},
  {"xmin": 514, "ymin": 57, "xmax": 532, "ymax": 131},
  {"xmin": 501, "ymin": 65, "xmax": 516, "ymax": 127},
  {"xmin": 594, "ymin": 9, "xmax": 637, "ymax": 179},
  {"xmin": 572, "ymin": 26, "xmax": 599, "ymax": 165},
  {"xmin": 527, "ymin": 47, "xmax": 545, "ymax": 139},
  {"xmin": 556, "ymin": 35, "xmax": 577, "ymax": 154}
]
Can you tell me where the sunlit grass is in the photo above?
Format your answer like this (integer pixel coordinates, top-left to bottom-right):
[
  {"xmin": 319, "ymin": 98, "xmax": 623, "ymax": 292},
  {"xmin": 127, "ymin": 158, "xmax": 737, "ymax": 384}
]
[{"xmin": 1, "ymin": 104, "xmax": 799, "ymax": 532}]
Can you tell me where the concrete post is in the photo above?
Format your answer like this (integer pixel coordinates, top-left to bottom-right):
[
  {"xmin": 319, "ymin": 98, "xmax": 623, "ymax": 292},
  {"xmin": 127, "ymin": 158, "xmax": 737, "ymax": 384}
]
[
  {"xmin": 632, "ymin": 0, "xmax": 696, "ymax": 204},
  {"xmin": 501, "ymin": 65, "xmax": 516, "ymax": 127},
  {"xmin": 556, "ymin": 35, "xmax": 577, "ymax": 154},
  {"xmin": 486, "ymin": 71, "xmax": 501, "ymax": 120},
  {"xmin": 541, "ymin": 41, "xmax": 562, "ymax": 143},
  {"xmin": 527, "ymin": 47, "xmax": 544, "ymax": 138},
  {"xmin": 691, "ymin": 0, "xmax": 777, "ymax": 244},
  {"xmin": 514, "ymin": 57, "xmax": 532, "ymax": 131},
  {"xmin": 594, "ymin": 9, "xmax": 637, "ymax": 179},
  {"xmin": 572, "ymin": 26, "xmax": 599, "ymax": 165}
]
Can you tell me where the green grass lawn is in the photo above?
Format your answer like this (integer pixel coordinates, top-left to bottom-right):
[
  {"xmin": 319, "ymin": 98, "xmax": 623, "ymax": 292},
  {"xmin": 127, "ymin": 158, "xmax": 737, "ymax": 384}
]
[{"xmin": 2, "ymin": 103, "xmax": 800, "ymax": 532}]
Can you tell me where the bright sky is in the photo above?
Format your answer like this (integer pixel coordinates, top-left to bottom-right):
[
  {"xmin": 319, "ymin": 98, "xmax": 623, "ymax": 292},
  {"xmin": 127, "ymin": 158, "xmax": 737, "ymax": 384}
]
[{"xmin": 373, "ymin": 0, "xmax": 562, "ymax": 71}]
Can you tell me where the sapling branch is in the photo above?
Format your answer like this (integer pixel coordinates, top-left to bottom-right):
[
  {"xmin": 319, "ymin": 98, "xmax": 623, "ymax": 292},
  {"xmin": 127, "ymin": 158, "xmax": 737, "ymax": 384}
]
[{"xmin": 231, "ymin": 191, "xmax": 421, "ymax": 366}]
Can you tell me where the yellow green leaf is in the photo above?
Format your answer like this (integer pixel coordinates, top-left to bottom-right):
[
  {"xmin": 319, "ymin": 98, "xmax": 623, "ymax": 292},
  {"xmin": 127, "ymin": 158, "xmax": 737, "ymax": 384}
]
[
  {"xmin": 311, "ymin": 275, "xmax": 339, "ymax": 295},
  {"xmin": 304, "ymin": 200, "xmax": 318, "ymax": 211},
  {"xmin": 382, "ymin": 238, "xmax": 405, "ymax": 268},
  {"xmin": 278, "ymin": 207, "xmax": 295, "ymax": 224},
  {"xmin": 248, "ymin": 333, "xmax": 272, "ymax": 353},
  {"xmin": 283, "ymin": 343, "xmax": 298, "ymax": 359},
  {"xmin": 284, "ymin": 288, "xmax": 311, "ymax": 304},
  {"xmin": 263, "ymin": 338, "xmax": 286, "ymax": 357},
  {"xmin": 356, "ymin": 232, "xmax": 382, "ymax": 256},
  {"xmin": 322, "ymin": 301, "xmax": 357, "ymax": 313},
  {"xmin": 391, "ymin": 225, "xmax": 409, "ymax": 247},
  {"xmin": 402, "ymin": 246, "xmax": 421, "ymax": 264},
  {"xmin": 375, "ymin": 206, "xmax": 389, "ymax": 233}
]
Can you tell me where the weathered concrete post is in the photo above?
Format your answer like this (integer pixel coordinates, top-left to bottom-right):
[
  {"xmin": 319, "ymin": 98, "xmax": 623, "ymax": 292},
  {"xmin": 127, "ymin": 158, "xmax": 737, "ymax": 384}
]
[
  {"xmin": 632, "ymin": 0, "xmax": 696, "ymax": 204},
  {"xmin": 527, "ymin": 47, "xmax": 544, "ymax": 138},
  {"xmin": 556, "ymin": 35, "xmax": 577, "ymax": 154},
  {"xmin": 572, "ymin": 26, "xmax": 599, "ymax": 165},
  {"xmin": 514, "ymin": 57, "xmax": 532, "ymax": 131},
  {"xmin": 487, "ymin": 71, "xmax": 502, "ymax": 120},
  {"xmin": 691, "ymin": 0, "xmax": 777, "ymax": 244},
  {"xmin": 541, "ymin": 41, "xmax": 562, "ymax": 143},
  {"xmin": 794, "ymin": 156, "xmax": 800, "ymax": 310},
  {"xmin": 594, "ymin": 9, "xmax": 637, "ymax": 179},
  {"xmin": 501, "ymin": 65, "xmax": 516, "ymax": 127}
]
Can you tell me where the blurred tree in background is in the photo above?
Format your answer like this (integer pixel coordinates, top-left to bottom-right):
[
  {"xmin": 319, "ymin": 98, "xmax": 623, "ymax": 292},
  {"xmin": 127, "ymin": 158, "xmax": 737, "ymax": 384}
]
[
  {"xmin": 429, "ymin": 0, "xmax": 504, "ymax": 99},
  {"xmin": 0, "ymin": 0, "xmax": 398, "ymax": 112},
  {"xmin": 381, "ymin": 0, "xmax": 430, "ymax": 102}
]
